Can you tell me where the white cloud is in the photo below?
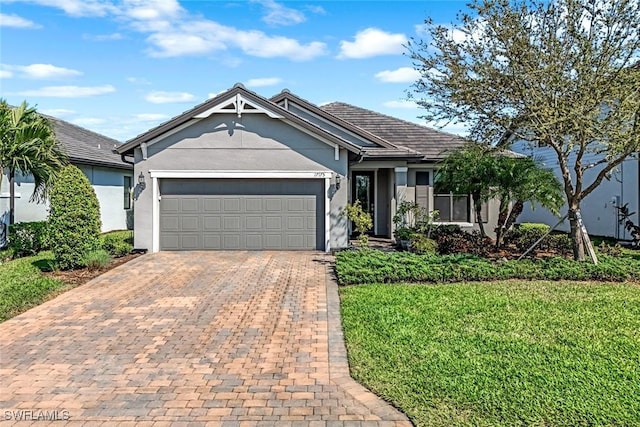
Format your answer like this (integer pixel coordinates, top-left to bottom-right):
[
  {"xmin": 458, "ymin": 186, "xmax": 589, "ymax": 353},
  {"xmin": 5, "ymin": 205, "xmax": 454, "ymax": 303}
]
[
  {"xmin": 127, "ymin": 77, "xmax": 151, "ymax": 85},
  {"xmin": 0, "ymin": 70, "xmax": 12, "ymax": 78},
  {"xmin": 14, "ymin": 0, "xmax": 115, "ymax": 17},
  {"xmin": 134, "ymin": 113, "xmax": 168, "ymax": 121},
  {"xmin": 338, "ymin": 28, "xmax": 407, "ymax": 59},
  {"xmin": 40, "ymin": 108, "xmax": 75, "ymax": 117},
  {"xmin": 0, "ymin": 13, "xmax": 41, "ymax": 28},
  {"xmin": 7, "ymin": 0, "xmax": 328, "ymax": 61},
  {"xmin": 414, "ymin": 23, "xmax": 429, "ymax": 37},
  {"xmin": 2, "ymin": 63, "xmax": 83, "ymax": 80},
  {"xmin": 383, "ymin": 100, "xmax": 418, "ymax": 109},
  {"xmin": 244, "ymin": 77, "xmax": 283, "ymax": 88},
  {"xmin": 375, "ymin": 67, "xmax": 421, "ymax": 83},
  {"xmin": 145, "ymin": 91, "xmax": 195, "ymax": 104},
  {"xmin": 305, "ymin": 5, "xmax": 326, "ymax": 15},
  {"xmin": 18, "ymin": 85, "xmax": 116, "ymax": 97},
  {"xmin": 83, "ymin": 32, "xmax": 124, "ymax": 41},
  {"xmin": 73, "ymin": 117, "xmax": 106, "ymax": 126},
  {"xmin": 251, "ymin": 0, "xmax": 305, "ymax": 26},
  {"xmin": 3, "ymin": 63, "xmax": 83, "ymax": 79}
]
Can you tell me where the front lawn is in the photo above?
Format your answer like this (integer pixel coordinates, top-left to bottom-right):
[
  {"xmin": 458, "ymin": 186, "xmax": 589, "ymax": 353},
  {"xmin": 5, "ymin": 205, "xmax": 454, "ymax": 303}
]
[
  {"xmin": 0, "ymin": 251, "xmax": 66, "ymax": 321},
  {"xmin": 340, "ymin": 282, "xmax": 640, "ymax": 426}
]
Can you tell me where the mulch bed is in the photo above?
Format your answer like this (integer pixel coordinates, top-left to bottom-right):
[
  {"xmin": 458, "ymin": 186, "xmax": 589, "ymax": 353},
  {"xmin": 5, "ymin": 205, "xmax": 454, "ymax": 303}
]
[{"xmin": 45, "ymin": 252, "xmax": 142, "ymax": 287}]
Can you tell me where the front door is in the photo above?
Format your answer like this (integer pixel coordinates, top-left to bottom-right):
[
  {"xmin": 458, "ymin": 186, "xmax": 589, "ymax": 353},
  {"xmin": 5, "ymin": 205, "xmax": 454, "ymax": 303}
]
[{"xmin": 351, "ymin": 171, "xmax": 375, "ymax": 234}]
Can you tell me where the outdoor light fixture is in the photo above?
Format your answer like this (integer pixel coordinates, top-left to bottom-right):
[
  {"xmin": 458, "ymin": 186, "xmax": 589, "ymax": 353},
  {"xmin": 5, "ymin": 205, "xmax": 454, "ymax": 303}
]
[
  {"xmin": 335, "ymin": 175, "xmax": 341, "ymax": 190},
  {"xmin": 138, "ymin": 172, "xmax": 145, "ymax": 186}
]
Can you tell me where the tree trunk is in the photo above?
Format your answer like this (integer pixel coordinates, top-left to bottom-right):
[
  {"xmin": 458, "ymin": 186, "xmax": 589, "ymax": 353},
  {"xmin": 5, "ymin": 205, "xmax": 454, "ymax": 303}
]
[
  {"xmin": 568, "ymin": 208, "xmax": 585, "ymax": 261},
  {"xmin": 9, "ymin": 169, "xmax": 15, "ymax": 225},
  {"xmin": 473, "ymin": 192, "xmax": 486, "ymax": 238},
  {"xmin": 494, "ymin": 198, "xmax": 510, "ymax": 248},
  {"xmin": 503, "ymin": 200, "xmax": 524, "ymax": 236}
]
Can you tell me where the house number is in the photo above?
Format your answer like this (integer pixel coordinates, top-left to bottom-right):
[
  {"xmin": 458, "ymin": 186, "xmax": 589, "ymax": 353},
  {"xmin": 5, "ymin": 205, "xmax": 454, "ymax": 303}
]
[{"xmin": 314, "ymin": 172, "xmax": 327, "ymax": 177}]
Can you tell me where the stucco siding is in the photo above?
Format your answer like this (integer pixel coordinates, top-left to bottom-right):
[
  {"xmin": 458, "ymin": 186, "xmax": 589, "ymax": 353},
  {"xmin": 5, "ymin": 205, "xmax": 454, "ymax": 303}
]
[
  {"xmin": 1, "ymin": 166, "xmax": 132, "ymax": 233},
  {"xmin": 132, "ymin": 114, "xmax": 349, "ymax": 251}
]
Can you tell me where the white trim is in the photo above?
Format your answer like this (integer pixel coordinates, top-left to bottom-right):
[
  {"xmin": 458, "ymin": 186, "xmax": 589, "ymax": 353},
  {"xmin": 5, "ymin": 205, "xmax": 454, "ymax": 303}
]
[
  {"xmin": 334, "ymin": 144, "xmax": 339, "ymax": 161},
  {"xmin": 0, "ymin": 192, "xmax": 20, "ymax": 198},
  {"xmin": 149, "ymin": 170, "xmax": 331, "ymax": 179},
  {"xmin": 152, "ymin": 176, "xmax": 159, "ymax": 253},
  {"xmin": 149, "ymin": 170, "xmax": 333, "ymax": 253},
  {"xmin": 324, "ymin": 177, "xmax": 331, "ymax": 253},
  {"xmin": 194, "ymin": 93, "xmax": 284, "ymax": 119},
  {"xmin": 394, "ymin": 166, "xmax": 408, "ymax": 173},
  {"xmin": 434, "ymin": 221, "xmax": 474, "ymax": 228},
  {"xmin": 140, "ymin": 142, "xmax": 148, "ymax": 160}
]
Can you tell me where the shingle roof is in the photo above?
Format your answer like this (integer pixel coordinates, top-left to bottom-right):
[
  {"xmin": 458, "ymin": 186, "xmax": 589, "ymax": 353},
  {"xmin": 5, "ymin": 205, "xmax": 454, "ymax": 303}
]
[
  {"xmin": 320, "ymin": 102, "xmax": 468, "ymax": 161},
  {"xmin": 44, "ymin": 115, "xmax": 131, "ymax": 170}
]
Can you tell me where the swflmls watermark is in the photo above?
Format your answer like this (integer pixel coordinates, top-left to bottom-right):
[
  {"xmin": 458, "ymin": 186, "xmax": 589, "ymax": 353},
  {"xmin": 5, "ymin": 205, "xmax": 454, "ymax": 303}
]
[{"xmin": 4, "ymin": 409, "xmax": 70, "ymax": 421}]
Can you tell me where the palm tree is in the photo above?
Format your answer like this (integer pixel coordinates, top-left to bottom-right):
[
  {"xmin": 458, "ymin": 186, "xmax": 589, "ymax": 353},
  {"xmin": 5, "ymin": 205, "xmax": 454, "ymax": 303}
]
[{"xmin": 0, "ymin": 100, "xmax": 67, "ymax": 225}]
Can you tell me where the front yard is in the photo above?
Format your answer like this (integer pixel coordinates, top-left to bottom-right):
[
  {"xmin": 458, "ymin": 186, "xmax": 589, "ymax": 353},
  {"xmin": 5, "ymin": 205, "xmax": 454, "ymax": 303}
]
[
  {"xmin": 340, "ymin": 280, "xmax": 640, "ymax": 426},
  {"xmin": 336, "ymin": 245, "xmax": 640, "ymax": 427}
]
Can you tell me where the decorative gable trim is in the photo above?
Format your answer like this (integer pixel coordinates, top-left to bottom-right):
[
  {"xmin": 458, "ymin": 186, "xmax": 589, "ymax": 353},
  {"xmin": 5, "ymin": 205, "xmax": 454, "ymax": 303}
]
[{"xmin": 194, "ymin": 93, "xmax": 284, "ymax": 119}]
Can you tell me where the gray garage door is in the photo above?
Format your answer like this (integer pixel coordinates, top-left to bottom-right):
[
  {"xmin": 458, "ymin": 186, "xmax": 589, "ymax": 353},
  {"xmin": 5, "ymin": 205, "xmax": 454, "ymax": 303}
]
[{"xmin": 159, "ymin": 179, "xmax": 324, "ymax": 250}]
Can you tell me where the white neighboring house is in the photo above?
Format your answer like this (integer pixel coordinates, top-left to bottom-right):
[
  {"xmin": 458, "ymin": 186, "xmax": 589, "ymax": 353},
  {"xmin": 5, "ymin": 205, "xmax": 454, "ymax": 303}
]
[
  {"xmin": 512, "ymin": 141, "xmax": 639, "ymax": 240},
  {"xmin": 0, "ymin": 115, "xmax": 134, "ymax": 246}
]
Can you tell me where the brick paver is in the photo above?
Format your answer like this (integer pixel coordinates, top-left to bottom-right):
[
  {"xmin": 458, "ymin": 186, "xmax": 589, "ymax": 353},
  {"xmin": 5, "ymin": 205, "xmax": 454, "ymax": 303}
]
[{"xmin": 0, "ymin": 252, "xmax": 411, "ymax": 426}]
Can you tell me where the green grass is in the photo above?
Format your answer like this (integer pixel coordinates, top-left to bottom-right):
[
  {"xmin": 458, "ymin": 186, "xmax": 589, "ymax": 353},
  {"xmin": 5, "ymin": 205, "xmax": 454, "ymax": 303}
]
[
  {"xmin": 0, "ymin": 251, "xmax": 66, "ymax": 321},
  {"xmin": 340, "ymin": 281, "xmax": 640, "ymax": 426}
]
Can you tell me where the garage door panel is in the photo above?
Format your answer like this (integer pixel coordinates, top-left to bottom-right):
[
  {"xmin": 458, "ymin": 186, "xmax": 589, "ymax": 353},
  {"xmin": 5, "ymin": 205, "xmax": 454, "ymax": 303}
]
[
  {"xmin": 181, "ymin": 216, "xmax": 199, "ymax": 232},
  {"xmin": 223, "ymin": 216, "xmax": 241, "ymax": 231},
  {"xmin": 181, "ymin": 198, "xmax": 199, "ymax": 212},
  {"xmin": 245, "ymin": 216, "xmax": 263, "ymax": 230},
  {"xmin": 159, "ymin": 179, "xmax": 323, "ymax": 250},
  {"xmin": 203, "ymin": 199, "xmax": 222, "ymax": 212},
  {"xmin": 203, "ymin": 216, "xmax": 222, "ymax": 231},
  {"xmin": 265, "ymin": 217, "xmax": 282, "ymax": 230},
  {"xmin": 223, "ymin": 234, "xmax": 241, "ymax": 249},
  {"xmin": 161, "ymin": 216, "xmax": 180, "ymax": 232},
  {"xmin": 223, "ymin": 198, "xmax": 241, "ymax": 212},
  {"xmin": 265, "ymin": 199, "xmax": 282, "ymax": 212},
  {"xmin": 181, "ymin": 234, "xmax": 200, "ymax": 250},
  {"xmin": 202, "ymin": 234, "xmax": 222, "ymax": 249}
]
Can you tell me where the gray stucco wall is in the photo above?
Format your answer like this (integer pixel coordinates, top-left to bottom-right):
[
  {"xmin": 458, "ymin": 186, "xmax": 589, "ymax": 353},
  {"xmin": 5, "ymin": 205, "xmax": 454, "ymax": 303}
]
[
  {"xmin": 133, "ymin": 113, "xmax": 349, "ymax": 251},
  {"xmin": 1, "ymin": 165, "xmax": 132, "ymax": 233}
]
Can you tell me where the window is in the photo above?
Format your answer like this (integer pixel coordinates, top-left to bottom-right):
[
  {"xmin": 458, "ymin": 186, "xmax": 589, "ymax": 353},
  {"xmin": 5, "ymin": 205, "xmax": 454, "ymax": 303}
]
[
  {"xmin": 124, "ymin": 176, "xmax": 132, "ymax": 210},
  {"xmin": 415, "ymin": 172, "xmax": 429, "ymax": 211},
  {"xmin": 433, "ymin": 183, "xmax": 470, "ymax": 222}
]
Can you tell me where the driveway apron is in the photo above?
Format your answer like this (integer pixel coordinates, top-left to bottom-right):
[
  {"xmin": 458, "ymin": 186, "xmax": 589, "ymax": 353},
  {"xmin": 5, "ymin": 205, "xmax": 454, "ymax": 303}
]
[{"xmin": 0, "ymin": 251, "xmax": 411, "ymax": 426}]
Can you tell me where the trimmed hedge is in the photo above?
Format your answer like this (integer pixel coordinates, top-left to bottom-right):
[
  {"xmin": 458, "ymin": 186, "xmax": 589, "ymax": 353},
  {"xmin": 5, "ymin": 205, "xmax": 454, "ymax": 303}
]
[
  {"xmin": 335, "ymin": 249, "xmax": 640, "ymax": 285},
  {"xmin": 48, "ymin": 165, "xmax": 102, "ymax": 270}
]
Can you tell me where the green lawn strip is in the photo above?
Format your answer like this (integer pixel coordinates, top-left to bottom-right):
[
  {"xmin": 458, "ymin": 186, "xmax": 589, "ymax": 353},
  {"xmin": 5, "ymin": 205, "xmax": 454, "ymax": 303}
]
[
  {"xmin": 339, "ymin": 282, "xmax": 640, "ymax": 426},
  {"xmin": 0, "ymin": 251, "xmax": 67, "ymax": 321}
]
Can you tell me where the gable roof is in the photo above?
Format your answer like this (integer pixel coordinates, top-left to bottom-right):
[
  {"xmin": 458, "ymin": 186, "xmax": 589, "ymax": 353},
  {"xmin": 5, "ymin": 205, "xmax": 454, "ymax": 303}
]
[
  {"xmin": 44, "ymin": 115, "xmax": 131, "ymax": 170},
  {"xmin": 116, "ymin": 84, "xmax": 365, "ymax": 156},
  {"xmin": 320, "ymin": 102, "xmax": 468, "ymax": 161}
]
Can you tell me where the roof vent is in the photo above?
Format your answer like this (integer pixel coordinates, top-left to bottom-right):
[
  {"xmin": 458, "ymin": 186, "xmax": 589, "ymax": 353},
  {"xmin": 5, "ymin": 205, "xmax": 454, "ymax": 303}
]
[{"xmin": 233, "ymin": 82, "xmax": 246, "ymax": 89}]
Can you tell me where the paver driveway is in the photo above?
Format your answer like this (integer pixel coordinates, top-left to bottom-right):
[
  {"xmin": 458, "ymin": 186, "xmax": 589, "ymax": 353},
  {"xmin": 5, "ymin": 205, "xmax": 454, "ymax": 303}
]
[{"xmin": 0, "ymin": 252, "xmax": 411, "ymax": 426}]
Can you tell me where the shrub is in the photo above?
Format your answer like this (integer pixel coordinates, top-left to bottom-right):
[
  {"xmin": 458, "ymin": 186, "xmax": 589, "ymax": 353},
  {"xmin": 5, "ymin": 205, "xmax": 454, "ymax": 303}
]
[
  {"xmin": 335, "ymin": 249, "xmax": 640, "ymax": 285},
  {"xmin": 343, "ymin": 201, "xmax": 373, "ymax": 247},
  {"xmin": 410, "ymin": 234, "xmax": 438, "ymax": 255},
  {"xmin": 8, "ymin": 221, "xmax": 49, "ymax": 257},
  {"xmin": 48, "ymin": 165, "xmax": 102, "ymax": 270},
  {"xmin": 101, "ymin": 232, "xmax": 133, "ymax": 257},
  {"xmin": 435, "ymin": 228, "xmax": 489, "ymax": 256},
  {"xmin": 81, "ymin": 249, "xmax": 111, "ymax": 271}
]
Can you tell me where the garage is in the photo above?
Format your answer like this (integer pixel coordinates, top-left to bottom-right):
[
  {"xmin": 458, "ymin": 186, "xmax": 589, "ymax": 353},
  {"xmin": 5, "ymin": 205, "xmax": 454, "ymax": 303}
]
[{"xmin": 159, "ymin": 178, "xmax": 324, "ymax": 250}]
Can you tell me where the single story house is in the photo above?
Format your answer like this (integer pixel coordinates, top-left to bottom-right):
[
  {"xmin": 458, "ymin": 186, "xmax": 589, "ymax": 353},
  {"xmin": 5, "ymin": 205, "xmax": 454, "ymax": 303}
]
[
  {"xmin": 513, "ymin": 141, "xmax": 639, "ymax": 240},
  {"xmin": 117, "ymin": 84, "xmax": 500, "ymax": 252},
  {"xmin": 0, "ymin": 115, "xmax": 134, "ymax": 240}
]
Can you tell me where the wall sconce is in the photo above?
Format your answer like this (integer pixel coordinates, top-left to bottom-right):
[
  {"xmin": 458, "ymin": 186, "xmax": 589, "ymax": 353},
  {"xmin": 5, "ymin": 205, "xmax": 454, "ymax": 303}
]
[
  {"xmin": 138, "ymin": 172, "xmax": 145, "ymax": 186},
  {"xmin": 335, "ymin": 175, "xmax": 341, "ymax": 190}
]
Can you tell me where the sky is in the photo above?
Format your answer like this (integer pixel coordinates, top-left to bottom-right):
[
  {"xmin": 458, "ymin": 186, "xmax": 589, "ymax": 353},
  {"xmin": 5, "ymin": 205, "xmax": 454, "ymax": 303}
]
[{"xmin": 0, "ymin": 0, "xmax": 469, "ymax": 142}]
